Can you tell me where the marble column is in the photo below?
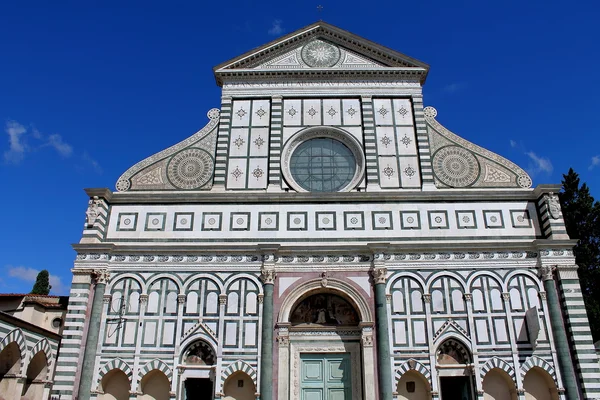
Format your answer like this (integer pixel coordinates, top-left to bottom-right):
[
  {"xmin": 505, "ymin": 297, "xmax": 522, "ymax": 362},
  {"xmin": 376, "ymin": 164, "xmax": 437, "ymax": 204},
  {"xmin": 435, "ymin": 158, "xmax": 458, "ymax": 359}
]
[
  {"xmin": 260, "ymin": 262, "xmax": 276, "ymax": 400},
  {"xmin": 540, "ymin": 266, "xmax": 578, "ymax": 399},
  {"xmin": 78, "ymin": 269, "xmax": 110, "ymax": 400},
  {"xmin": 372, "ymin": 262, "xmax": 393, "ymax": 400}
]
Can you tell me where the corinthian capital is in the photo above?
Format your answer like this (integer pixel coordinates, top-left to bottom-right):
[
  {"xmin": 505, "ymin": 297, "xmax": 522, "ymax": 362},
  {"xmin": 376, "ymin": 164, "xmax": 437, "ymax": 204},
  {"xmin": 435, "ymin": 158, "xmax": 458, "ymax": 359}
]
[
  {"xmin": 261, "ymin": 268, "xmax": 276, "ymax": 285},
  {"xmin": 93, "ymin": 269, "xmax": 110, "ymax": 284},
  {"xmin": 539, "ymin": 265, "xmax": 556, "ymax": 281},
  {"xmin": 371, "ymin": 267, "xmax": 387, "ymax": 285}
]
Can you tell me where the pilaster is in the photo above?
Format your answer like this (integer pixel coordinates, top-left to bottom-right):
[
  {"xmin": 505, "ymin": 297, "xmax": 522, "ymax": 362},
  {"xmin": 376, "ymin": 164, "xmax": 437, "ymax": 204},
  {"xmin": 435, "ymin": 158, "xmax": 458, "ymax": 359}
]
[
  {"xmin": 213, "ymin": 96, "xmax": 233, "ymax": 189},
  {"xmin": 361, "ymin": 95, "xmax": 379, "ymax": 191},
  {"xmin": 267, "ymin": 95, "xmax": 283, "ymax": 191}
]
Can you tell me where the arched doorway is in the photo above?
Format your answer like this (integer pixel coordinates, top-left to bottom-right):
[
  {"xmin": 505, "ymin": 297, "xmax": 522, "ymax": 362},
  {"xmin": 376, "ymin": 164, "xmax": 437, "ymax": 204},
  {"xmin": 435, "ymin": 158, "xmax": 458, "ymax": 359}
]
[
  {"xmin": 22, "ymin": 351, "xmax": 48, "ymax": 400},
  {"xmin": 139, "ymin": 369, "xmax": 170, "ymax": 400},
  {"xmin": 482, "ymin": 368, "xmax": 517, "ymax": 400},
  {"xmin": 435, "ymin": 339, "xmax": 474, "ymax": 400},
  {"xmin": 277, "ymin": 280, "xmax": 376, "ymax": 400},
  {"xmin": 396, "ymin": 370, "xmax": 431, "ymax": 400},
  {"xmin": 0, "ymin": 342, "xmax": 23, "ymax": 398},
  {"xmin": 523, "ymin": 367, "xmax": 559, "ymax": 400},
  {"xmin": 99, "ymin": 369, "xmax": 130, "ymax": 400},
  {"xmin": 223, "ymin": 371, "xmax": 256, "ymax": 400},
  {"xmin": 179, "ymin": 340, "xmax": 216, "ymax": 400}
]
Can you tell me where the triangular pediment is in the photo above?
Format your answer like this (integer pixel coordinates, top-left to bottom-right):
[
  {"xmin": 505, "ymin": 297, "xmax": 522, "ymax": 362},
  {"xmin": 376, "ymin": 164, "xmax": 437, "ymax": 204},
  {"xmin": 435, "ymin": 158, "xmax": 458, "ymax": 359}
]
[{"xmin": 214, "ymin": 21, "xmax": 429, "ymax": 85}]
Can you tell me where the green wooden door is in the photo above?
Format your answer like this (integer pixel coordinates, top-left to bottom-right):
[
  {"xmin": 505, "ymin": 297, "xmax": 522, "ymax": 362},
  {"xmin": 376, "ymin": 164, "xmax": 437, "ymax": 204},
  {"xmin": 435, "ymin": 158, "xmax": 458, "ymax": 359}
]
[{"xmin": 300, "ymin": 353, "xmax": 351, "ymax": 400}]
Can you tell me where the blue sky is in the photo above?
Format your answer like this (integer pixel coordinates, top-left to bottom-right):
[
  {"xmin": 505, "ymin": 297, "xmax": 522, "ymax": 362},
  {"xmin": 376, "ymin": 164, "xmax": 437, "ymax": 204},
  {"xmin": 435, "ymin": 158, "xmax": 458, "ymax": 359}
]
[{"xmin": 1, "ymin": 1, "xmax": 599, "ymax": 295}]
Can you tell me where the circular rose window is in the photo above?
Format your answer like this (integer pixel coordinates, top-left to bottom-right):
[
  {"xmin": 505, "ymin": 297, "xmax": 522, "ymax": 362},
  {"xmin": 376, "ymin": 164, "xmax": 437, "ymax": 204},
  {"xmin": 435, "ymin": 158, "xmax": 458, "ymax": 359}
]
[{"xmin": 282, "ymin": 127, "xmax": 365, "ymax": 192}]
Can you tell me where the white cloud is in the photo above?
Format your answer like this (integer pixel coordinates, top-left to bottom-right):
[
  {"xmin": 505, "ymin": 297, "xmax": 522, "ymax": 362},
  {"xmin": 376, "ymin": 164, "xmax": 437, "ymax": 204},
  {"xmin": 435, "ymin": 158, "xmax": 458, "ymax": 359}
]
[
  {"xmin": 589, "ymin": 155, "xmax": 600, "ymax": 170},
  {"xmin": 268, "ymin": 19, "xmax": 283, "ymax": 36},
  {"xmin": 83, "ymin": 151, "xmax": 102, "ymax": 174},
  {"xmin": 442, "ymin": 82, "xmax": 465, "ymax": 93},
  {"xmin": 47, "ymin": 134, "xmax": 73, "ymax": 157},
  {"xmin": 526, "ymin": 151, "xmax": 553, "ymax": 174},
  {"xmin": 4, "ymin": 121, "xmax": 27, "ymax": 163},
  {"xmin": 6, "ymin": 265, "xmax": 67, "ymax": 295}
]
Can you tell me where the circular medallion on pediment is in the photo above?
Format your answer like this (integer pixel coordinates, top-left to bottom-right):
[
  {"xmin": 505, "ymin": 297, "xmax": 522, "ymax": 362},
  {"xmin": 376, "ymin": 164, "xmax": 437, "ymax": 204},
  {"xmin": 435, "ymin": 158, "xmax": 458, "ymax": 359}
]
[
  {"xmin": 116, "ymin": 179, "xmax": 131, "ymax": 192},
  {"xmin": 517, "ymin": 174, "xmax": 532, "ymax": 188},
  {"xmin": 433, "ymin": 146, "xmax": 480, "ymax": 187},
  {"xmin": 301, "ymin": 40, "xmax": 341, "ymax": 67},
  {"xmin": 167, "ymin": 148, "xmax": 214, "ymax": 189}
]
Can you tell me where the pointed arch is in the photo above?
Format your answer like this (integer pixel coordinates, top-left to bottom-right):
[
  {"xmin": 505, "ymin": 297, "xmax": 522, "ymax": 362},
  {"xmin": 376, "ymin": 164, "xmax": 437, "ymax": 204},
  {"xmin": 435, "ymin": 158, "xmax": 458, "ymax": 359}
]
[
  {"xmin": 520, "ymin": 356, "xmax": 556, "ymax": 382},
  {"xmin": 395, "ymin": 359, "xmax": 431, "ymax": 387},
  {"xmin": 138, "ymin": 358, "xmax": 172, "ymax": 383},
  {"xmin": 222, "ymin": 360, "xmax": 257, "ymax": 386},
  {"xmin": 97, "ymin": 358, "xmax": 133, "ymax": 388},
  {"xmin": 481, "ymin": 357, "xmax": 516, "ymax": 383},
  {"xmin": 0, "ymin": 328, "xmax": 26, "ymax": 361}
]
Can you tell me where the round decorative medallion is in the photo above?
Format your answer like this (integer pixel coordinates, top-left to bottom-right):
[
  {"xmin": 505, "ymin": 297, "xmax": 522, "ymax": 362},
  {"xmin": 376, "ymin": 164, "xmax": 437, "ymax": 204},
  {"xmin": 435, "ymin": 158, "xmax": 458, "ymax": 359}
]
[
  {"xmin": 167, "ymin": 148, "xmax": 214, "ymax": 190},
  {"xmin": 116, "ymin": 179, "xmax": 131, "ymax": 192},
  {"xmin": 423, "ymin": 106, "xmax": 437, "ymax": 118},
  {"xmin": 207, "ymin": 108, "xmax": 220, "ymax": 120},
  {"xmin": 433, "ymin": 146, "xmax": 480, "ymax": 187},
  {"xmin": 301, "ymin": 40, "xmax": 341, "ymax": 67},
  {"xmin": 517, "ymin": 174, "xmax": 532, "ymax": 188}
]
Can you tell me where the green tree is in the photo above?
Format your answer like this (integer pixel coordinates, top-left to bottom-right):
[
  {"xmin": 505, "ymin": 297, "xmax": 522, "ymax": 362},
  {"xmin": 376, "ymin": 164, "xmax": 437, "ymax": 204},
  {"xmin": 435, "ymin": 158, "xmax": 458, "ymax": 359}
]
[
  {"xmin": 559, "ymin": 168, "xmax": 600, "ymax": 341},
  {"xmin": 30, "ymin": 269, "xmax": 52, "ymax": 295}
]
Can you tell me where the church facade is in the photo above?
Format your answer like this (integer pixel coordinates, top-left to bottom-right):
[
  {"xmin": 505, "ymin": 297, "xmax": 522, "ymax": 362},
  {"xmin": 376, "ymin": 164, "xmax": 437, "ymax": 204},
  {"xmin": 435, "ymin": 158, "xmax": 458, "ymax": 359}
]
[{"xmin": 50, "ymin": 22, "xmax": 600, "ymax": 400}]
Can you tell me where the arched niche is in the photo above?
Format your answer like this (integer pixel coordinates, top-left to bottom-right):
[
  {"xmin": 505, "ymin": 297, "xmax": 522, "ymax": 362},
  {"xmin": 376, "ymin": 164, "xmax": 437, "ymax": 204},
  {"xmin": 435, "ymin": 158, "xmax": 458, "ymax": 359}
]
[
  {"xmin": 290, "ymin": 293, "xmax": 360, "ymax": 327},
  {"xmin": 278, "ymin": 278, "xmax": 373, "ymax": 324},
  {"xmin": 99, "ymin": 369, "xmax": 130, "ymax": 400},
  {"xmin": 523, "ymin": 367, "xmax": 559, "ymax": 400},
  {"xmin": 184, "ymin": 340, "xmax": 216, "ymax": 366},
  {"xmin": 139, "ymin": 369, "xmax": 170, "ymax": 400},
  {"xmin": 396, "ymin": 370, "xmax": 431, "ymax": 400},
  {"xmin": 223, "ymin": 371, "xmax": 256, "ymax": 400},
  {"xmin": 482, "ymin": 368, "xmax": 517, "ymax": 400},
  {"xmin": 436, "ymin": 338, "xmax": 472, "ymax": 366},
  {"xmin": 0, "ymin": 342, "xmax": 23, "ymax": 398},
  {"xmin": 22, "ymin": 351, "xmax": 48, "ymax": 399}
]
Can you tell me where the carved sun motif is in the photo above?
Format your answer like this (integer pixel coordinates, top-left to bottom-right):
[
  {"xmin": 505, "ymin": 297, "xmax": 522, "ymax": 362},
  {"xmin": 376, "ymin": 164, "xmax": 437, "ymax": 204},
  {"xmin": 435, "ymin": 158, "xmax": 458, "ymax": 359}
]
[{"xmin": 301, "ymin": 40, "xmax": 341, "ymax": 67}]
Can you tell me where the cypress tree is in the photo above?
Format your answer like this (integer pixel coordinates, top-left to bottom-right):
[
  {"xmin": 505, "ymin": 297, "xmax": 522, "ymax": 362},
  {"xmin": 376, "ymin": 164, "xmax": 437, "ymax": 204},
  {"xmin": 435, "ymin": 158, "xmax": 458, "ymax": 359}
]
[
  {"xmin": 30, "ymin": 269, "xmax": 52, "ymax": 295},
  {"xmin": 559, "ymin": 168, "xmax": 600, "ymax": 341}
]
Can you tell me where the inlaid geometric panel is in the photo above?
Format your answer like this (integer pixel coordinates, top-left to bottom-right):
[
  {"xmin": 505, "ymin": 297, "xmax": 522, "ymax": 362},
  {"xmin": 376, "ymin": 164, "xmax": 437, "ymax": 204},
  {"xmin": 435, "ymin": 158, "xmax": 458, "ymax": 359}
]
[
  {"xmin": 344, "ymin": 211, "xmax": 364, "ymax": 230},
  {"xmin": 400, "ymin": 211, "xmax": 421, "ymax": 229},
  {"xmin": 145, "ymin": 213, "xmax": 166, "ymax": 231},
  {"xmin": 398, "ymin": 156, "xmax": 421, "ymax": 188},
  {"xmin": 372, "ymin": 211, "xmax": 393, "ymax": 230},
  {"xmin": 456, "ymin": 211, "xmax": 477, "ymax": 229},
  {"xmin": 259, "ymin": 212, "xmax": 279, "ymax": 231},
  {"xmin": 117, "ymin": 213, "xmax": 138, "ymax": 231},
  {"xmin": 287, "ymin": 212, "xmax": 307, "ymax": 231},
  {"xmin": 230, "ymin": 212, "xmax": 251, "ymax": 231},
  {"xmin": 202, "ymin": 213, "xmax": 222, "ymax": 231},
  {"xmin": 483, "ymin": 210, "xmax": 504, "ymax": 228},
  {"xmin": 303, "ymin": 99, "xmax": 322, "ymax": 125},
  {"xmin": 173, "ymin": 212, "xmax": 194, "ymax": 231},
  {"xmin": 428, "ymin": 211, "xmax": 449, "ymax": 229},
  {"xmin": 316, "ymin": 212, "xmax": 336, "ymax": 230},
  {"xmin": 379, "ymin": 156, "xmax": 400, "ymax": 189},
  {"xmin": 510, "ymin": 210, "xmax": 532, "ymax": 228}
]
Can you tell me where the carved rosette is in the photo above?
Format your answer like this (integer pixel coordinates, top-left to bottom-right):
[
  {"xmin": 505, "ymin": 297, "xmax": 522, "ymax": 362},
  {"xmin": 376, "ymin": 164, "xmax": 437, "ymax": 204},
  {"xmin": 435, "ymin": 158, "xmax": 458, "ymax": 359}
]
[
  {"xmin": 371, "ymin": 267, "xmax": 387, "ymax": 285},
  {"xmin": 261, "ymin": 268, "xmax": 276, "ymax": 285},
  {"xmin": 93, "ymin": 269, "xmax": 110, "ymax": 285},
  {"xmin": 540, "ymin": 266, "xmax": 556, "ymax": 281}
]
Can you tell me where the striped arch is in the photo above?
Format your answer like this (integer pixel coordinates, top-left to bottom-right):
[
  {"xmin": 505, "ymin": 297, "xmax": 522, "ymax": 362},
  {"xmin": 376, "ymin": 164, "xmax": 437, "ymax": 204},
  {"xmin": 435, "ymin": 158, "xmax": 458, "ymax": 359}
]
[
  {"xmin": 0, "ymin": 328, "xmax": 26, "ymax": 359},
  {"xmin": 520, "ymin": 356, "xmax": 556, "ymax": 382},
  {"xmin": 27, "ymin": 338, "xmax": 53, "ymax": 378},
  {"xmin": 138, "ymin": 358, "xmax": 172, "ymax": 383},
  {"xmin": 481, "ymin": 357, "xmax": 516, "ymax": 383},
  {"xmin": 222, "ymin": 360, "xmax": 257, "ymax": 386},
  {"xmin": 395, "ymin": 359, "xmax": 431, "ymax": 387},
  {"xmin": 97, "ymin": 358, "xmax": 133, "ymax": 388}
]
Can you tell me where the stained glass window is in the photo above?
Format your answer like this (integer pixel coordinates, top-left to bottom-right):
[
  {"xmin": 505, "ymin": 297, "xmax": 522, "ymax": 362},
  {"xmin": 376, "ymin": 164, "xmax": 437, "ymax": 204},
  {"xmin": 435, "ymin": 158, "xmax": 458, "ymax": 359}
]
[{"xmin": 289, "ymin": 138, "xmax": 356, "ymax": 192}]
